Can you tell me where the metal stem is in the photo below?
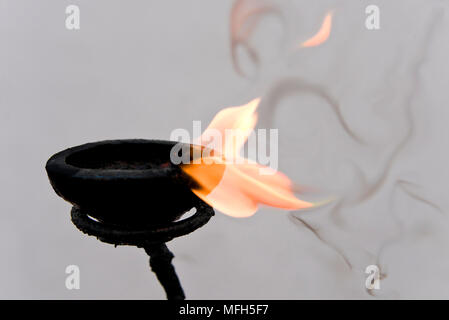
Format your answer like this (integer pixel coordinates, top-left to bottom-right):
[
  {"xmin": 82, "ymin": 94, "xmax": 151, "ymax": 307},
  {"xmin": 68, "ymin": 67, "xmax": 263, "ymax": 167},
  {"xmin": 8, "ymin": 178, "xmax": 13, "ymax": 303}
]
[{"xmin": 144, "ymin": 243, "xmax": 185, "ymax": 300}]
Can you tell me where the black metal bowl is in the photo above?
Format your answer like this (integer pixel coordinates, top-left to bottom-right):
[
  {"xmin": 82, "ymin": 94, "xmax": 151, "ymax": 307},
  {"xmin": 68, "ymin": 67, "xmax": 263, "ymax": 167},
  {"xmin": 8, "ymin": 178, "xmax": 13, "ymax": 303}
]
[{"xmin": 45, "ymin": 139, "xmax": 203, "ymax": 226}]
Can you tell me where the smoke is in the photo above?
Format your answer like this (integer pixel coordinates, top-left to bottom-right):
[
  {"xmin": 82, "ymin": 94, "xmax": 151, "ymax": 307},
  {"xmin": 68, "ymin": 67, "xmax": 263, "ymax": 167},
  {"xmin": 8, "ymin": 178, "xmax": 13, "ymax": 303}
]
[
  {"xmin": 228, "ymin": 0, "xmax": 448, "ymax": 298},
  {"xmin": 230, "ymin": 0, "xmax": 287, "ymax": 77}
]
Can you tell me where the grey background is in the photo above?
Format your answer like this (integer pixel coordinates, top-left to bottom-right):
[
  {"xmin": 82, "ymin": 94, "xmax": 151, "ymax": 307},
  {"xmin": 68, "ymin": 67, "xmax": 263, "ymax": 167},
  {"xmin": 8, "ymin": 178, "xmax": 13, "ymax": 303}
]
[{"xmin": 1, "ymin": 0, "xmax": 449, "ymax": 299}]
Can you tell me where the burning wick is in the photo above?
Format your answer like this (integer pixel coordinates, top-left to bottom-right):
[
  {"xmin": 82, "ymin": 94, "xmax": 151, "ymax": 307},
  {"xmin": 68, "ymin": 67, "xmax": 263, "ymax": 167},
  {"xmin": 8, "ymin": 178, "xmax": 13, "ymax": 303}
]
[
  {"xmin": 300, "ymin": 11, "xmax": 333, "ymax": 48},
  {"xmin": 181, "ymin": 98, "xmax": 325, "ymax": 218}
]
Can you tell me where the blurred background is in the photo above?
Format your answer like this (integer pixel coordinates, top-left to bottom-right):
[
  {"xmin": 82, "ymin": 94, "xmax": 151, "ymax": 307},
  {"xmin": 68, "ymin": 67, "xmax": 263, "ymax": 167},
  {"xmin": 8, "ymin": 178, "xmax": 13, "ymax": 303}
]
[{"xmin": 1, "ymin": 0, "xmax": 449, "ymax": 299}]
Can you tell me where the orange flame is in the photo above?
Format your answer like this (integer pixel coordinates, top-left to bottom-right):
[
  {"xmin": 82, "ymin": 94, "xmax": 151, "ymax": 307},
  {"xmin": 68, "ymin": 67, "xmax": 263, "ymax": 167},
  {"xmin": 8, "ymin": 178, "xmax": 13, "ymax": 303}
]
[
  {"xmin": 181, "ymin": 98, "xmax": 315, "ymax": 218},
  {"xmin": 301, "ymin": 11, "xmax": 333, "ymax": 48}
]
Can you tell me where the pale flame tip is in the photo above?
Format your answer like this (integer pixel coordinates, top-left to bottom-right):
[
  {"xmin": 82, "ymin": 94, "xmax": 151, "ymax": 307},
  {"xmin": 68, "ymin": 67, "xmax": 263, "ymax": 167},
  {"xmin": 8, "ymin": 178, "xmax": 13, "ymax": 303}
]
[{"xmin": 310, "ymin": 195, "xmax": 338, "ymax": 209}]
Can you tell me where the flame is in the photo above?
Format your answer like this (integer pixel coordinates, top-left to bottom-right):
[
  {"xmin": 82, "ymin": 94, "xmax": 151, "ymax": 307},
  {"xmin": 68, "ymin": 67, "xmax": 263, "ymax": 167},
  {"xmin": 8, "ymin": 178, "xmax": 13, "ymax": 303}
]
[
  {"xmin": 301, "ymin": 11, "xmax": 333, "ymax": 48},
  {"xmin": 181, "ymin": 98, "xmax": 316, "ymax": 218}
]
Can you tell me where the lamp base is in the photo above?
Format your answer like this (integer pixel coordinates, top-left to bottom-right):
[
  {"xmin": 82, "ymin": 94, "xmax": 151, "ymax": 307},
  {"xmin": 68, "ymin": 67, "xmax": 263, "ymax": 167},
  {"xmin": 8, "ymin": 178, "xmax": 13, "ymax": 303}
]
[{"xmin": 70, "ymin": 200, "xmax": 214, "ymax": 300}]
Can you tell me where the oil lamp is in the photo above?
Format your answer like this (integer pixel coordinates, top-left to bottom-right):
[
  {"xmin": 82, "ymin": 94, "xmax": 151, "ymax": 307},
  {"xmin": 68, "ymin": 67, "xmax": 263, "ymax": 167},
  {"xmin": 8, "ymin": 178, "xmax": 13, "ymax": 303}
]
[
  {"xmin": 45, "ymin": 98, "xmax": 318, "ymax": 299},
  {"xmin": 46, "ymin": 139, "xmax": 215, "ymax": 300}
]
